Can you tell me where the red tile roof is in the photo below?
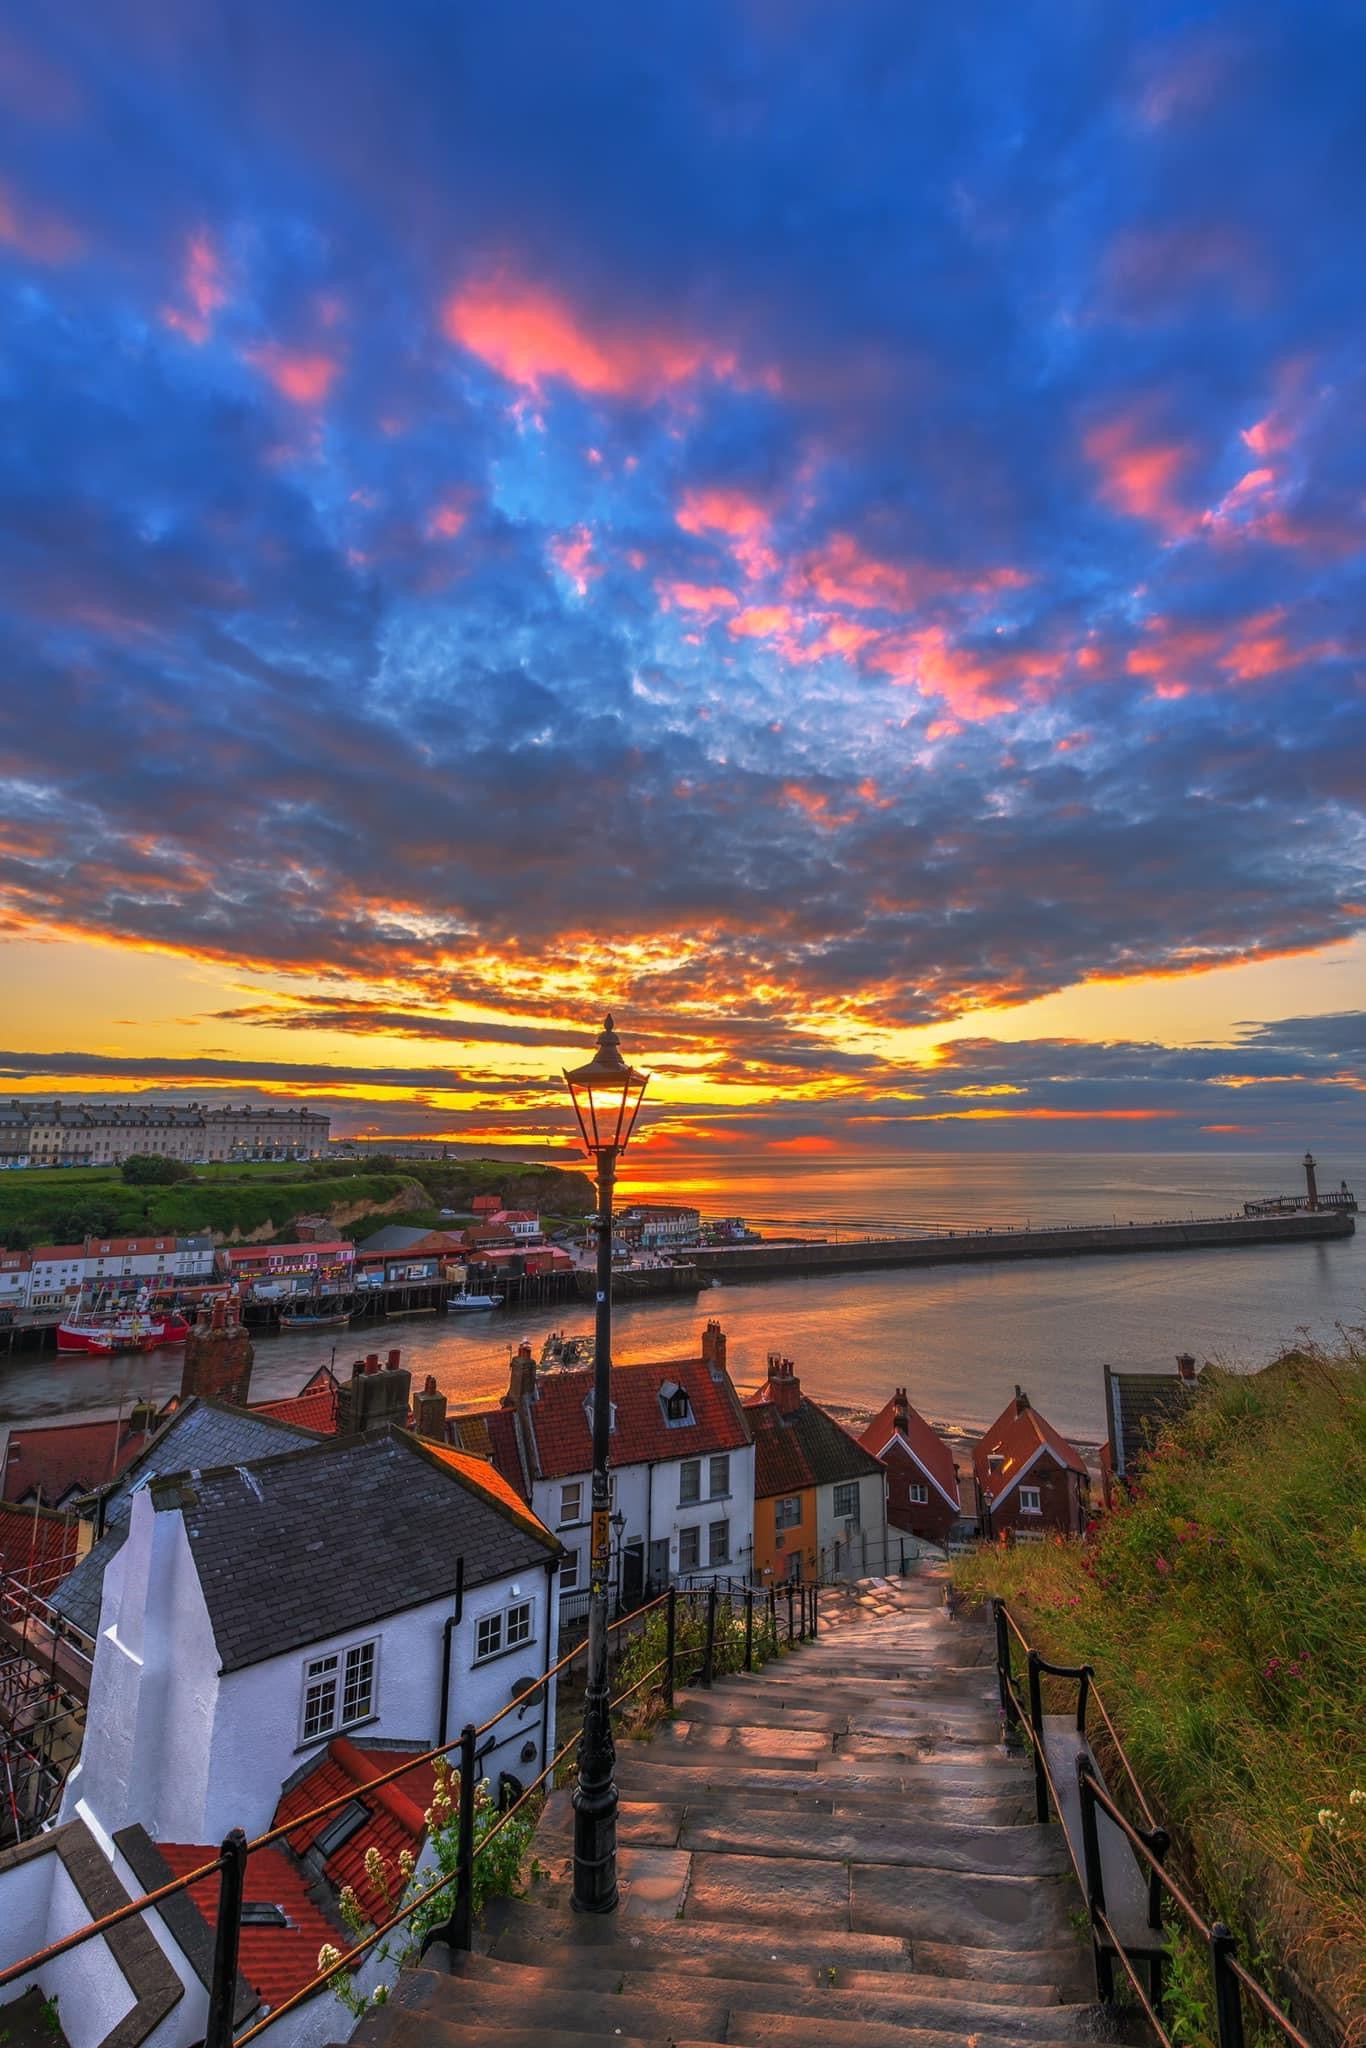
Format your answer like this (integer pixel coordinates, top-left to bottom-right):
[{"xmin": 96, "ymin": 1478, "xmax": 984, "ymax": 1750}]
[
  {"xmin": 973, "ymin": 1390, "xmax": 1086, "ymax": 1503},
  {"xmin": 517, "ymin": 1353, "xmax": 751, "ymax": 1483},
  {"xmin": 29, "ymin": 1245, "xmax": 85, "ymax": 1264},
  {"xmin": 2, "ymin": 1417, "xmax": 153, "ymax": 1506},
  {"xmin": 0, "ymin": 1500, "xmax": 85, "ymax": 1596},
  {"xmin": 744, "ymin": 1403, "xmax": 812, "ymax": 1497},
  {"xmin": 254, "ymin": 1366, "xmax": 342, "ymax": 1434},
  {"xmin": 859, "ymin": 1392, "xmax": 960, "ymax": 1510},
  {"xmin": 275, "ymin": 1736, "xmax": 437, "ymax": 1924},
  {"xmin": 159, "ymin": 1842, "xmax": 338, "ymax": 2010},
  {"xmin": 416, "ymin": 1438, "xmax": 555, "ymax": 1542}
]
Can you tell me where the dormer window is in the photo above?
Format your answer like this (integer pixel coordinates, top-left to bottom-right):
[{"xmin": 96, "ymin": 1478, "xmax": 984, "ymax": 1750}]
[
  {"xmin": 659, "ymin": 1381, "xmax": 693, "ymax": 1426},
  {"xmin": 584, "ymin": 1394, "xmax": 617, "ymax": 1433},
  {"xmin": 987, "ymin": 1453, "xmax": 1005, "ymax": 1474}
]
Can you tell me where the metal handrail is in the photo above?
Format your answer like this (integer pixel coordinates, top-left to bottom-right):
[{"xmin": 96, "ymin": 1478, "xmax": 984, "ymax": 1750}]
[
  {"xmin": 0, "ymin": 1577, "xmax": 821, "ymax": 2031},
  {"xmin": 993, "ymin": 1598, "xmax": 1315, "ymax": 2048}
]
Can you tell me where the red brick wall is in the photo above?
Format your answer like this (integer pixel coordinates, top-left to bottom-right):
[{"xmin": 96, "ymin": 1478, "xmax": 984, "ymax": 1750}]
[
  {"xmin": 882, "ymin": 1442, "xmax": 959, "ymax": 1540},
  {"xmin": 988, "ymin": 1451, "xmax": 1086, "ymax": 1537}
]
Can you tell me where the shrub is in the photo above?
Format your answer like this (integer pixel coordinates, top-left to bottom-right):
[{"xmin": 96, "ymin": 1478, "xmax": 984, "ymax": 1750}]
[{"xmin": 120, "ymin": 1154, "xmax": 195, "ymax": 1184}]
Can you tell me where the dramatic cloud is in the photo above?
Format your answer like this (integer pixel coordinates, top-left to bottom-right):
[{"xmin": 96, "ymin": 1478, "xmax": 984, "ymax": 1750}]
[{"xmin": 0, "ymin": 0, "xmax": 1363, "ymax": 1146}]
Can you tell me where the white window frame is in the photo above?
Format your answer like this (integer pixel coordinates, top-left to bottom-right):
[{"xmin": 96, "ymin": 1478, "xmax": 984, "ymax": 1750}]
[
  {"xmin": 558, "ymin": 1481, "xmax": 583, "ymax": 1525},
  {"xmin": 560, "ymin": 1547, "xmax": 580, "ymax": 1593},
  {"xmin": 475, "ymin": 1596, "xmax": 537, "ymax": 1663},
  {"xmin": 708, "ymin": 1453, "xmax": 730, "ymax": 1499},
  {"xmin": 774, "ymin": 1495, "xmax": 802, "ymax": 1532},
  {"xmin": 299, "ymin": 1637, "xmax": 379, "ymax": 1745},
  {"xmin": 908, "ymin": 1482, "xmax": 928, "ymax": 1505},
  {"xmin": 678, "ymin": 1459, "xmax": 701, "ymax": 1506},
  {"xmin": 678, "ymin": 1525, "xmax": 700, "ymax": 1573},
  {"xmin": 833, "ymin": 1480, "xmax": 860, "ymax": 1521},
  {"xmin": 1019, "ymin": 1486, "xmax": 1042, "ymax": 1515},
  {"xmin": 708, "ymin": 1518, "xmax": 730, "ymax": 1566}
]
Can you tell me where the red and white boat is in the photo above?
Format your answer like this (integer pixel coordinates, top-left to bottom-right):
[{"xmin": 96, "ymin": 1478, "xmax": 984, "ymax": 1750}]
[{"xmin": 57, "ymin": 1292, "xmax": 191, "ymax": 1355}]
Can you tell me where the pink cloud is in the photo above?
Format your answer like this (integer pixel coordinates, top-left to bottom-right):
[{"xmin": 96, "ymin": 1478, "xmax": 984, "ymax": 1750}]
[
  {"xmin": 789, "ymin": 532, "xmax": 1027, "ymax": 612},
  {"xmin": 426, "ymin": 495, "xmax": 471, "ymax": 540},
  {"xmin": 728, "ymin": 605, "xmax": 794, "ymax": 639},
  {"xmin": 161, "ymin": 230, "xmax": 227, "ymax": 346},
  {"xmin": 864, "ymin": 626, "xmax": 1018, "ymax": 720},
  {"xmin": 656, "ymin": 580, "xmax": 739, "ymax": 616},
  {"xmin": 549, "ymin": 525, "xmax": 599, "ymax": 596},
  {"xmin": 444, "ymin": 272, "xmax": 751, "ymax": 402},
  {"xmin": 248, "ymin": 347, "xmax": 340, "ymax": 406},
  {"xmin": 676, "ymin": 487, "xmax": 777, "ymax": 579},
  {"xmin": 0, "ymin": 178, "xmax": 83, "ymax": 264},
  {"xmin": 1084, "ymin": 413, "xmax": 1196, "ymax": 534}
]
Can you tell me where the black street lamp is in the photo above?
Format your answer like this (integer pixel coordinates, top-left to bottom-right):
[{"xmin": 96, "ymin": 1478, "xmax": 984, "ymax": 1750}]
[{"xmin": 563, "ymin": 1014, "xmax": 649, "ymax": 1913}]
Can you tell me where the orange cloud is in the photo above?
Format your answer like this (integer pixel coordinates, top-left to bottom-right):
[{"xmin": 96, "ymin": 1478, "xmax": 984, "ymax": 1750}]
[
  {"xmin": 767, "ymin": 1134, "xmax": 839, "ymax": 1153},
  {"xmin": 656, "ymin": 580, "xmax": 739, "ymax": 615},
  {"xmin": 864, "ymin": 626, "xmax": 1018, "ymax": 720},
  {"xmin": 248, "ymin": 347, "xmax": 340, "ymax": 406},
  {"xmin": 790, "ymin": 533, "xmax": 1027, "ymax": 612},
  {"xmin": 162, "ymin": 230, "xmax": 227, "ymax": 346},
  {"xmin": 444, "ymin": 273, "xmax": 742, "ymax": 401},
  {"xmin": 1084, "ymin": 413, "xmax": 1196, "ymax": 534},
  {"xmin": 728, "ymin": 605, "xmax": 793, "ymax": 640},
  {"xmin": 676, "ymin": 487, "xmax": 776, "ymax": 579}
]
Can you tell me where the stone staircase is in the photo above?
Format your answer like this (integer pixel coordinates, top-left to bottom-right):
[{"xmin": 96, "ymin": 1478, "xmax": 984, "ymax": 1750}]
[{"xmin": 355, "ymin": 1572, "xmax": 1119, "ymax": 2048}]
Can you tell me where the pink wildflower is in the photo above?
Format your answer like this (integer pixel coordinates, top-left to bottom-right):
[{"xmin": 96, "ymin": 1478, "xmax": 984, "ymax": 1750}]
[{"xmin": 1155, "ymin": 1555, "xmax": 1172, "ymax": 1576}]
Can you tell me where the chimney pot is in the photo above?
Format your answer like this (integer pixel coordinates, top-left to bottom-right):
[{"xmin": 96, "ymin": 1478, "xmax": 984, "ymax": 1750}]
[
  {"xmin": 1176, "ymin": 1352, "xmax": 1197, "ymax": 1381},
  {"xmin": 1014, "ymin": 1386, "xmax": 1030, "ymax": 1414},
  {"xmin": 387, "ymin": 1348, "xmax": 401, "ymax": 1369}
]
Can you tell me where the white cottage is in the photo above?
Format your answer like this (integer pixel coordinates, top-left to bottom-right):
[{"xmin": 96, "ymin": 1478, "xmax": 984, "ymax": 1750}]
[{"xmin": 454, "ymin": 1319, "xmax": 756, "ymax": 1608}]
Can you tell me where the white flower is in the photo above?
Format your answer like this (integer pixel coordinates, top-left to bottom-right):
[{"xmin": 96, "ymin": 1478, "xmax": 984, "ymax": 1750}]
[
  {"xmin": 317, "ymin": 1943, "xmax": 342, "ymax": 1974},
  {"xmin": 1349, "ymin": 1789, "xmax": 1365, "ymax": 1808}
]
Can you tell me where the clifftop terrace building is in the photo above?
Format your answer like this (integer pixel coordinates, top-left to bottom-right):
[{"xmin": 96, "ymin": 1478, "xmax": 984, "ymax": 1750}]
[{"xmin": 0, "ymin": 1101, "xmax": 330, "ymax": 1167}]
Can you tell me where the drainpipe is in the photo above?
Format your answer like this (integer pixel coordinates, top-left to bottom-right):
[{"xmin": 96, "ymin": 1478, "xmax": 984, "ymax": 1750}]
[
  {"xmin": 540, "ymin": 1553, "xmax": 556, "ymax": 1771},
  {"xmin": 438, "ymin": 1558, "xmax": 465, "ymax": 1744},
  {"xmin": 645, "ymin": 1460, "xmax": 655, "ymax": 1591}
]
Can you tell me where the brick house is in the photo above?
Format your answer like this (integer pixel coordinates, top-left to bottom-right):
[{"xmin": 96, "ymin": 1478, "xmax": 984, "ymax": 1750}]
[
  {"xmin": 973, "ymin": 1387, "xmax": 1089, "ymax": 1539},
  {"xmin": 1100, "ymin": 1354, "xmax": 1200, "ymax": 1507},
  {"xmin": 858, "ymin": 1387, "xmax": 962, "ymax": 1544},
  {"xmin": 744, "ymin": 1355, "xmax": 886, "ymax": 1582}
]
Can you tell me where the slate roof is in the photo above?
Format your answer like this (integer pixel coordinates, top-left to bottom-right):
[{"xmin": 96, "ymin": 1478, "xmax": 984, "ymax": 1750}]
[
  {"xmin": 859, "ymin": 1392, "xmax": 960, "ymax": 1509},
  {"xmin": 276, "ymin": 1734, "xmax": 437, "ymax": 1925},
  {"xmin": 973, "ymin": 1390, "xmax": 1086, "ymax": 1506},
  {"xmin": 1104, "ymin": 1365, "xmax": 1195, "ymax": 1480},
  {"xmin": 152, "ymin": 1428, "xmax": 559, "ymax": 1672},
  {"xmin": 744, "ymin": 1393, "xmax": 882, "ymax": 1498},
  {"xmin": 357, "ymin": 1225, "xmax": 463, "ymax": 1254},
  {"xmin": 51, "ymin": 1398, "xmax": 326, "ymax": 1638}
]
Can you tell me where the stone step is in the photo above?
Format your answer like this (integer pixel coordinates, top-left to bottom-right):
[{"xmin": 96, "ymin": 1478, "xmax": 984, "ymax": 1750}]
[
  {"xmin": 673, "ymin": 1806, "xmax": 1071, "ymax": 1877},
  {"xmin": 443, "ymin": 1949, "xmax": 1099, "ymax": 2035},
  {"xmin": 675, "ymin": 1852, "xmax": 1080, "ymax": 1947},
  {"xmin": 486, "ymin": 1895, "xmax": 912, "ymax": 1977},
  {"xmin": 612, "ymin": 1759, "xmax": 1032, "ymax": 1821},
  {"xmin": 832, "ymin": 1732, "xmax": 1010, "ymax": 1762},
  {"xmin": 712, "ymin": 1666, "xmax": 996, "ymax": 1696},
  {"xmin": 482, "ymin": 1928, "xmax": 1067, "ymax": 2008},
  {"xmin": 674, "ymin": 1691, "xmax": 999, "ymax": 1732}
]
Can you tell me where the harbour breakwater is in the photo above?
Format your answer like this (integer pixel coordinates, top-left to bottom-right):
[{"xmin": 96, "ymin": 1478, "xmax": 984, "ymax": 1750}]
[{"xmin": 689, "ymin": 1207, "xmax": 1354, "ymax": 1282}]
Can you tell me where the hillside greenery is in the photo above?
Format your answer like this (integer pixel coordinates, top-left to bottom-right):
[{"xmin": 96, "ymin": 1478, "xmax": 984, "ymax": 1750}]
[
  {"xmin": 953, "ymin": 1346, "xmax": 1366, "ymax": 2035},
  {"xmin": 0, "ymin": 1154, "xmax": 593, "ymax": 1247}
]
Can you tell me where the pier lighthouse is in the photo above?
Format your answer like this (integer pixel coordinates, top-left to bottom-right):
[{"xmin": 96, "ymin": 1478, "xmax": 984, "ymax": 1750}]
[{"xmin": 1304, "ymin": 1152, "xmax": 1319, "ymax": 1210}]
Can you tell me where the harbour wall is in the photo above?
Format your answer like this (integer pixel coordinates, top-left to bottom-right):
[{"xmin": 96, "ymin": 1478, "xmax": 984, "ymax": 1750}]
[{"xmin": 689, "ymin": 1208, "xmax": 1354, "ymax": 1283}]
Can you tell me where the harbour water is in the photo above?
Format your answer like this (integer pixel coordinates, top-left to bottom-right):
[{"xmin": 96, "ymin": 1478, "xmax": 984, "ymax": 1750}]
[{"xmin": 2, "ymin": 1151, "xmax": 1362, "ymax": 1447}]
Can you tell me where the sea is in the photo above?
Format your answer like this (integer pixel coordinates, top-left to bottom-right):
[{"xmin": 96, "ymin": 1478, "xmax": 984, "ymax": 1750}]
[{"xmin": 2, "ymin": 1151, "xmax": 1363, "ymax": 1450}]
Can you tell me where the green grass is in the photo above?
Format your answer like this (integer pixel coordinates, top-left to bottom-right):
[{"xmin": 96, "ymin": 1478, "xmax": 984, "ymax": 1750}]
[
  {"xmin": 954, "ymin": 1346, "xmax": 1366, "ymax": 2032},
  {"xmin": 0, "ymin": 1169, "xmax": 415, "ymax": 1245}
]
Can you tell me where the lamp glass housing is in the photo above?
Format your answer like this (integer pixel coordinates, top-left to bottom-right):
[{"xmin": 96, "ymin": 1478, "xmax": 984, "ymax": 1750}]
[{"xmin": 564, "ymin": 1015, "xmax": 649, "ymax": 1156}]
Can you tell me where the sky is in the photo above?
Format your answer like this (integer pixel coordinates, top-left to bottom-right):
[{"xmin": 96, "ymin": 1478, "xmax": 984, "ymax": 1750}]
[{"xmin": 1, "ymin": 1, "xmax": 1364, "ymax": 1162}]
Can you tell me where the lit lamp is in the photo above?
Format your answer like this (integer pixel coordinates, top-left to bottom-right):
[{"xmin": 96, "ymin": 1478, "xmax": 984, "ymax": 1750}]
[{"xmin": 563, "ymin": 1014, "xmax": 649, "ymax": 1914}]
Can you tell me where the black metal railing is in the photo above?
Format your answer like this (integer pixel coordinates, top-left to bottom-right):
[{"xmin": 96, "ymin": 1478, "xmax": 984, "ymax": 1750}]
[
  {"xmin": 0, "ymin": 1579, "xmax": 824, "ymax": 2044},
  {"xmin": 992, "ymin": 1599, "xmax": 1314, "ymax": 2048}
]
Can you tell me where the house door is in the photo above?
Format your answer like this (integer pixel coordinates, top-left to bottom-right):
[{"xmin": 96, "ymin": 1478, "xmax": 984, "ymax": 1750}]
[
  {"xmin": 648, "ymin": 1538, "xmax": 670, "ymax": 1593},
  {"xmin": 622, "ymin": 1540, "xmax": 645, "ymax": 1609},
  {"xmin": 787, "ymin": 1549, "xmax": 803, "ymax": 1583}
]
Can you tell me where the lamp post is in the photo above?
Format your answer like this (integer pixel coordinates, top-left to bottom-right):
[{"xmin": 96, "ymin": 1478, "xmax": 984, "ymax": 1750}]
[{"xmin": 563, "ymin": 1014, "xmax": 649, "ymax": 1914}]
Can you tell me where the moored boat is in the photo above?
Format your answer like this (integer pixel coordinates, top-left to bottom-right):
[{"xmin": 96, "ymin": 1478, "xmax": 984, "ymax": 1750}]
[
  {"xmin": 446, "ymin": 1290, "xmax": 503, "ymax": 1312},
  {"xmin": 57, "ymin": 1294, "xmax": 190, "ymax": 1355},
  {"xmin": 279, "ymin": 1309, "xmax": 351, "ymax": 1329}
]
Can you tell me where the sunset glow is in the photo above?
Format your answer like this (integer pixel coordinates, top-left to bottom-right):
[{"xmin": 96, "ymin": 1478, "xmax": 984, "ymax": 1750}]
[{"xmin": 0, "ymin": 3, "xmax": 1362, "ymax": 1158}]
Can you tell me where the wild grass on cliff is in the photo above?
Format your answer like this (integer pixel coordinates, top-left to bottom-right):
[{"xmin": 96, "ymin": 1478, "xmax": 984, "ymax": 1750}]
[{"xmin": 954, "ymin": 1344, "xmax": 1366, "ymax": 2035}]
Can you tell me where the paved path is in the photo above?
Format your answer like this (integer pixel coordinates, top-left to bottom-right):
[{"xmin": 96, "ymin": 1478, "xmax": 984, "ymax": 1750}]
[{"xmin": 353, "ymin": 1573, "xmax": 1116, "ymax": 2048}]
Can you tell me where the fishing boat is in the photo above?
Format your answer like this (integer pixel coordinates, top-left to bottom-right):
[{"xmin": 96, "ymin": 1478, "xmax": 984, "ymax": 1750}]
[
  {"xmin": 279, "ymin": 1308, "xmax": 352, "ymax": 1329},
  {"xmin": 57, "ymin": 1291, "xmax": 190, "ymax": 1355},
  {"xmin": 446, "ymin": 1290, "xmax": 503, "ymax": 1313}
]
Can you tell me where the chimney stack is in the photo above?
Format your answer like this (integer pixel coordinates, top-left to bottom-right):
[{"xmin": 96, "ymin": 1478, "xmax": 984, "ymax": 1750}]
[
  {"xmin": 338, "ymin": 1350, "xmax": 412, "ymax": 1434},
  {"xmin": 1014, "ymin": 1385, "xmax": 1030, "ymax": 1415},
  {"xmin": 893, "ymin": 1386, "xmax": 910, "ymax": 1435},
  {"xmin": 413, "ymin": 1373, "xmax": 448, "ymax": 1440},
  {"xmin": 180, "ymin": 1297, "xmax": 254, "ymax": 1407},
  {"xmin": 701, "ymin": 1318, "xmax": 727, "ymax": 1378},
  {"xmin": 1176, "ymin": 1352, "xmax": 1197, "ymax": 1381},
  {"xmin": 765, "ymin": 1351, "xmax": 801, "ymax": 1416},
  {"xmin": 1304, "ymin": 1151, "xmax": 1319, "ymax": 1211},
  {"xmin": 505, "ymin": 1341, "xmax": 537, "ymax": 1408}
]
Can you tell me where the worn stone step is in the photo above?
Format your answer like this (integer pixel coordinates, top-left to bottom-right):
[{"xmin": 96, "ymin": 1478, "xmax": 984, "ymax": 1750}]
[
  {"xmin": 446, "ymin": 1949, "xmax": 1096, "ymax": 2033},
  {"xmin": 373, "ymin": 2003, "xmax": 1090, "ymax": 2048},
  {"xmin": 853, "ymin": 1867, "xmax": 1081, "ymax": 1950},
  {"xmin": 486, "ymin": 1895, "xmax": 913, "ymax": 1977},
  {"xmin": 612, "ymin": 1760, "xmax": 1032, "ymax": 1822},
  {"xmin": 912, "ymin": 1941, "xmax": 1095, "ymax": 1995},
  {"xmin": 674, "ymin": 1806, "xmax": 1071, "ymax": 1877},
  {"xmin": 725, "ymin": 2011, "xmax": 1097, "ymax": 2048},
  {"xmin": 832, "ymin": 1731, "xmax": 1009, "ymax": 1761},
  {"xmin": 814, "ymin": 1754, "xmax": 1029, "ymax": 1791},
  {"xmin": 655, "ymin": 1718, "xmax": 835, "ymax": 1759},
  {"xmin": 480, "ymin": 1931, "xmax": 1067, "ymax": 2008},
  {"xmin": 713, "ymin": 1667, "xmax": 996, "ymax": 1697}
]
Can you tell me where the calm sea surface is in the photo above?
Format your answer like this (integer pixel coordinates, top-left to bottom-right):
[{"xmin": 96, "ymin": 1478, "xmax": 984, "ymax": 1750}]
[{"xmin": 3, "ymin": 1151, "xmax": 1362, "ymax": 1448}]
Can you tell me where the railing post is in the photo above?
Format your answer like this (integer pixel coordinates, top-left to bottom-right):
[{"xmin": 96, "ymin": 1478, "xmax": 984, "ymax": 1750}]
[
  {"xmin": 204, "ymin": 1829, "xmax": 247, "ymax": 2048},
  {"xmin": 702, "ymin": 1580, "xmax": 717, "ymax": 1687},
  {"xmin": 768, "ymin": 1587, "xmax": 777, "ymax": 1655},
  {"xmin": 452, "ymin": 1722, "xmax": 477, "ymax": 1953},
  {"xmin": 787, "ymin": 1581, "xmax": 795, "ymax": 1644},
  {"xmin": 1076, "ymin": 1663, "xmax": 1094, "ymax": 1735},
  {"xmin": 1211, "ymin": 1924, "xmax": 1245, "ymax": 2048},
  {"xmin": 810, "ymin": 1583, "xmax": 818, "ymax": 1637},
  {"xmin": 663, "ymin": 1586, "xmax": 677, "ymax": 1709},
  {"xmin": 744, "ymin": 1587, "xmax": 754, "ymax": 1671},
  {"xmin": 1144, "ymin": 1826, "xmax": 1170, "ymax": 2018},
  {"xmin": 798, "ymin": 1581, "xmax": 807, "ymax": 1641},
  {"xmin": 992, "ymin": 1598, "xmax": 1019, "ymax": 1732},
  {"xmin": 1078, "ymin": 1758, "xmax": 1114, "ymax": 2002},
  {"xmin": 1026, "ymin": 1649, "xmax": 1049, "ymax": 1822}
]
